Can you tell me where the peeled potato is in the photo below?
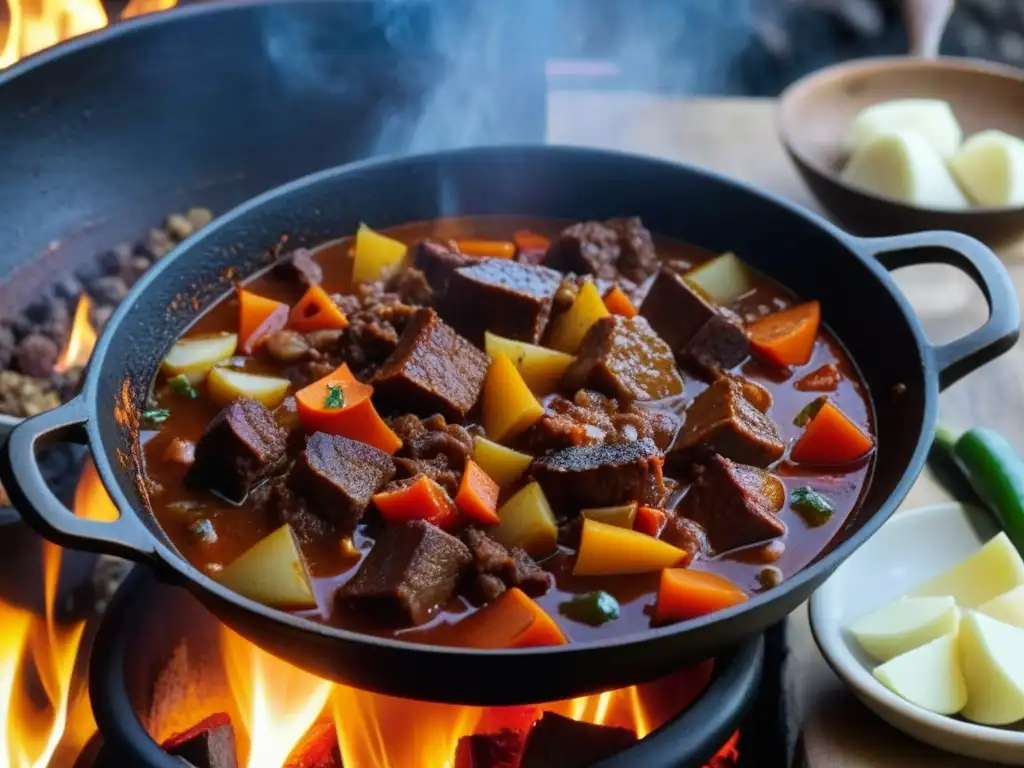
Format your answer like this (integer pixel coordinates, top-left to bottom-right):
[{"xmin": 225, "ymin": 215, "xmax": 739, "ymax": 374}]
[
  {"xmin": 471, "ymin": 437, "xmax": 532, "ymax": 489},
  {"xmin": 484, "ymin": 331, "xmax": 575, "ymax": 395},
  {"xmin": 841, "ymin": 132, "xmax": 968, "ymax": 209},
  {"xmin": 979, "ymin": 584, "xmax": 1024, "ymax": 629},
  {"xmin": 948, "ymin": 130, "xmax": 1024, "ymax": 206},
  {"xmin": 959, "ymin": 611, "xmax": 1024, "ymax": 725},
  {"xmin": 217, "ymin": 524, "xmax": 317, "ymax": 609},
  {"xmin": 684, "ymin": 252, "xmax": 754, "ymax": 305},
  {"xmin": 160, "ymin": 333, "xmax": 238, "ymax": 382},
  {"xmin": 873, "ymin": 633, "xmax": 967, "ymax": 715},
  {"xmin": 848, "ymin": 595, "xmax": 959, "ymax": 662},
  {"xmin": 909, "ymin": 532, "xmax": 1024, "ymax": 608},
  {"xmin": 845, "ymin": 98, "xmax": 962, "ymax": 157},
  {"xmin": 207, "ymin": 367, "xmax": 291, "ymax": 408}
]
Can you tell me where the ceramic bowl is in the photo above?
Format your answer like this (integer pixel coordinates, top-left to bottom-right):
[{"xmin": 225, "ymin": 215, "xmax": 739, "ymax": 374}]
[{"xmin": 810, "ymin": 501, "xmax": 1024, "ymax": 765}]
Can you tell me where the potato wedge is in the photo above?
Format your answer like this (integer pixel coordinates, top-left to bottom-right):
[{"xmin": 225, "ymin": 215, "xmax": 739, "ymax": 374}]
[
  {"xmin": 207, "ymin": 367, "xmax": 291, "ymax": 409},
  {"xmin": 160, "ymin": 333, "xmax": 238, "ymax": 383},
  {"xmin": 573, "ymin": 518, "xmax": 686, "ymax": 576},
  {"xmin": 352, "ymin": 223, "xmax": 407, "ymax": 284},
  {"xmin": 845, "ymin": 98, "xmax": 962, "ymax": 157},
  {"xmin": 684, "ymin": 252, "xmax": 754, "ymax": 305},
  {"xmin": 872, "ymin": 633, "xmax": 967, "ymax": 716},
  {"xmin": 960, "ymin": 611, "xmax": 1024, "ymax": 725},
  {"xmin": 547, "ymin": 281, "xmax": 610, "ymax": 354},
  {"xmin": 484, "ymin": 331, "xmax": 574, "ymax": 395},
  {"xmin": 482, "ymin": 352, "xmax": 544, "ymax": 443},
  {"xmin": 472, "ymin": 437, "xmax": 532, "ymax": 489},
  {"xmin": 848, "ymin": 595, "xmax": 959, "ymax": 662},
  {"xmin": 909, "ymin": 532, "xmax": 1024, "ymax": 608},
  {"xmin": 581, "ymin": 502, "xmax": 638, "ymax": 529},
  {"xmin": 217, "ymin": 525, "xmax": 317, "ymax": 609},
  {"xmin": 493, "ymin": 482, "xmax": 557, "ymax": 558},
  {"xmin": 949, "ymin": 130, "xmax": 1024, "ymax": 206},
  {"xmin": 979, "ymin": 584, "xmax": 1024, "ymax": 629}
]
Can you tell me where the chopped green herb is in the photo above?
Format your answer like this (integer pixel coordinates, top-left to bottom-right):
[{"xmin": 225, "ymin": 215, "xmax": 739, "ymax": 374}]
[
  {"xmin": 168, "ymin": 373, "xmax": 198, "ymax": 399},
  {"xmin": 323, "ymin": 383, "xmax": 345, "ymax": 409},
  {"xmin": 187, "ymin": 518, "xmax": 218, "ymax": 544},
  {"xmin": 142, "ymin": 408, "xmax": 170, "ymax": 425},
  {"xmin": 794, "ymin": 396, "xmax": 827, "ymax": 427},
  {"xmin": 790, "ymin": 485, "xmax": 835, "ymax": 527},
  {"xmin": 559, "ymin": 590, "xmax": 620, "ymax": 626}
]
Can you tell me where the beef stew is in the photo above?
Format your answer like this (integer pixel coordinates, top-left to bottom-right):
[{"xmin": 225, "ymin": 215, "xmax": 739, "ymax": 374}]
[{"xmin": 142, "ymin": 216, "xmax": 875, "ymax": 648}]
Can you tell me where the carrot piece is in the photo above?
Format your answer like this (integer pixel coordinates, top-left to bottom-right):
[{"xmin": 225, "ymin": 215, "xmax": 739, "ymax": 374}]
[
  {"xmin": 238, "ymin": 288, "xmax": 289, "ymax": 354},
  {"xmin": 603, "ymin": 285, "xmax": 638, "ymax": 318},
  {"xmin": 373, "ymin": 475, "xmax": 458, "ymax": 529},
  {"xmin": 795, "ymin": 362, "xmax": 841, "ymax": 392},
  {"xmin": 513, "ymin": 230, "xmax": 550, "ymax": 253},
  {"xmin": 654, "ymin": 568, "xmax": 749, "ymax": 625},
  {"xmin": 748, "ymin": 300, "xmax": 820, "ymax": 367},
  {"xmin": 288, "ymin": 284, "xmax": 349, "ymax": 333},
  {"xmin": 452, "ymin": 239, "xmax": 517, "ymax": 259},
  {"xmin": 455, "ymin": 459, "xmax": 501, "ymax": 525},
  {"xmin": 295, "ymin": 363, "xmax": 402, "ymax": 454},
  {"xmin": 452, "ymin": 588, "xmax": 567, "ymax": 649},
  {"xmin": 790, "ymin": 399, "xmax": 873, "ymax": 464},
  {"xmin": 634, "ymin": 505, "xmax": 668, "ymax": 537}
]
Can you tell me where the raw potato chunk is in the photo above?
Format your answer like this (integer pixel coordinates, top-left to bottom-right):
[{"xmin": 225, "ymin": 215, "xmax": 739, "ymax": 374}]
[
  {"xmin": 909, "ymin": 532, "xmax": 1024, "ymax": 608},
  {"xmin": 547, "ymin": 281, "xmax": 610, "ymax": 354},
  {"xmin": 484, "ymin": 331, "xmax": 574, "ymax": 395},
  {"xmin": 352, "ymin": 223, "xmax": 407, "ymax": 285},
  {"xmin": 841, "ymin": 132, "xmax": 969, "ymax": 209},
  {"xmin": 471, "ymin": 437, "xmax": 532, "ymax": 489},
  {"xmin": 493, "ymin": 482, "xmax": 558, "ymax": 558},
  {"xmin": 959, "ymin": 611, "xmax": 1024, "ymax": 725},
  {"xmin": 979, "ymin": 584, "xmax": 1024, "ymax": 629},
  {"xmin": 949, "ymin": 130, "xmax": 1024, "ymax": 206},
  {"xmin": 482, "ymin": 352, "xmax": 544, "ymax": 443},
  {"xmin": 160, "ymin": 333, "xmax": 238, "ymax": 382},
  {"xmin": 207, "ymin": 367, "xmax": 291, "ymax": 409},
  {"xmin": 845, "ymin": 98, "xmax": 962, "ymax": 157},
  {"xmin": 217, "ymin": 525, "xmax": 317, "ymax": 609},
  {"xmin": 849, "ymin": 596, "xmax": 959, "ymax": 662},
  {"xmin": 684, "ymin": 252, "xmax": 754, "ymax": 305},
  {"xmin": 873, "ymin": 633, "xmax": 967, "ymax": 716}
]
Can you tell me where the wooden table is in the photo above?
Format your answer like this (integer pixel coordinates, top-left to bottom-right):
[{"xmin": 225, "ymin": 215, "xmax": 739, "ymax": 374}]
[{"xmin": 548, "ymin": 92, "xmax": 1024, "ymax": 767}]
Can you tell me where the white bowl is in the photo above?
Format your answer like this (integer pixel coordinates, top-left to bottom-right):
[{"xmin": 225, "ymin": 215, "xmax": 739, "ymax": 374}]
[{"xmin": 810, "ymin": 501, "xmax": 1024, "ymax": 765}]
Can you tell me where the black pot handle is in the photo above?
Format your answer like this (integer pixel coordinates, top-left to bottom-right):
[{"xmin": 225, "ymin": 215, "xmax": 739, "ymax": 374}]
[
  {"xmin": 0, "ymin": 396, "xmax": 157, "ymax": 563},
  {"xmin": 855, "ymin": 231, "xmax": 1021, "ymax": 389}
]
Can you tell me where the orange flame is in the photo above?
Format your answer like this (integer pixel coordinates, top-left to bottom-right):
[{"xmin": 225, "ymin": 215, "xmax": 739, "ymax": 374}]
[{"xmin": 53, "ymin": 294, "xmax": 97, "ymax": 375}]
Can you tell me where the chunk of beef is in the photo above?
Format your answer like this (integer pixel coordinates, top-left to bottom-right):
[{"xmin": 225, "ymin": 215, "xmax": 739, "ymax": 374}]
[
  {"xmin": 562, "ymin": 315, "xmax": 683, "ymax": 406},
  {"xmin": 662, "ymin": 515, "xmax": 710, "ymax": 563},
  {"xmin": 412, "ymin": 239, "xmax": 478, "ymax": 296},
  {"xmin": 520, "ymin": 712, "xmax": 637, "ymax": 768},
  {"xmin": 531, "ymin": 437, "xmax": 665, "ymax": 515},
  {"xmin": 272, "ymin": 247, "xmax": 323, "ymax": 286},
  {"xmin": 522, "ymin": 390, "xmax": 680, "ymax": 454},
  {"xmin": 185, "ymin": 399, "xmax": 288, "ymax": 503},
  {"xmin": 460, "ymin": 528, "xmax": 552, "ymax": 604},
  {"xmin": 264, "ymin": 329, "xmax": 312, "ymax": 363},
  {"xmin": 385, "ymin": 266, "xmax": 435, "ymax": 307},
  {"xmin": 338, "ymin": 520, "xmax": 471, "ymax": 626},
  {"xmin": 670, "ymin": 378, "xmax": 784, "ymax": 468},
  {"xmin": 720, "ymin": 372, "xmax": 772, "ymax": 412},
  {"xmin": 373, "ymin": 308, "xmax": 488, "ymax": 421},
  {"xmin": 441, "ymin": 259, "xmax": 562, "ymax": 345},
  {"xmin": 677, "ymin": 455, "xmax": 786, "ymax": 553},
  {"xmin": 544, "ymin": 217, "xmax": 658, "ymax": 284},
  {"xmin": 258, "ymin": 479, "xmax": 336, "ymax": 546},
  {"xmin": 391, "ymin": 413, "xmax": 474, "ymax": 467},
  {"xmin": 640, "ymin": 268, "xmax": 749, "ymax": 374},
  {"xmin": 392, "ymin": 455, "xmax": 462, "ymax": 499},
  {"xmin": 289, "ymin": 432, "xmax": 395, "ymax": 532},
  {"xmin": 331, "ymin": 281, "xmax": 418, "ymax": 380}
]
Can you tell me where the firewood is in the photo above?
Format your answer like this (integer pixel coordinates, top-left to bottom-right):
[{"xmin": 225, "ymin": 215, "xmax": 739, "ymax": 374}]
[{"xmin": 161, "ymin": 712, "xmax": 238, "ymax": 768}]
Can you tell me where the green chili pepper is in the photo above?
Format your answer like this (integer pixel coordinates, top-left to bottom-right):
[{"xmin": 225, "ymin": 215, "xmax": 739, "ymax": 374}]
[
  {"xmin": 559, "ymin": 590, "xmax": 620, "ymax": 626},
  {"xmin": 323, "ymin": 383, "xmax": 345, "ymax": 409},
  {"xmin": 790, "ymin": 485, "xmax": 834, "ymax": 527},
  {"xmin": 168, "ymin": 373, "xmax": 198, "ymax": 399},
  {"xmin": 794, "ymin": 396, "xmax": 826, "ymax": 427},
  {"xmin": 142, "ymin": 408, "xmax": 170, "ymax": 425},
  {"xmin": 934, "ymin": 426, "xmax": 1024, "ymax": 553}
]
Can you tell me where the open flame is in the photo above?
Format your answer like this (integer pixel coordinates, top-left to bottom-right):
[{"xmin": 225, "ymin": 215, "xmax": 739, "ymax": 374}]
[
  {"xmin": 1, "ymin": 0, "xmax": 179, "ymax": 69},
  {"xmin": 53, "ymin": 294, "xmax": 97, "ymax": 375}
]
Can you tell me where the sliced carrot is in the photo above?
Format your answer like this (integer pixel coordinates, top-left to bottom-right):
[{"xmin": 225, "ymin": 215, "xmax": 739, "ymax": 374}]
[
  {"xmin": 795, "ymin": 362, "xmax": 842, "ymax": 392},
  {"xmin": 634, "ymin": 505, "xmax": 668, "ymax": 538},
  {"xmin": 294, "ymin": 363, "xmax": 402, "ymax": 454},
  {"xmin": 603, "ymin": 285, "xmax": 638, "ymax": 318},
  {"xmin": 748, "ymin": 300, "xmax": 820, "ymax": 367},
  {"xmin": 455, "ymin": 459, "xmax": 501, "ymax": 525},
  {"xmin": 373, "ymin": 475, "xmax": 458, "ymax": 529},
  {"xmin": 654, "ymin": 568, "xmax": 749, "ymax": 625},
  {"xmin": 288, "ymin": 284, "xmax": 349, "ymax": 334},
  {"xmin": 452, "ymin": 588, "xmax": 567, "ymax": 649},
  {"xmin": 452, "ymin": 239, "xmax": 516, "ymax": 259},
  {"xmin": 513, "ymin": 230, "xmax": 550, "ymax": 253},
  {"xmin": 238, "ymin": 288, "xmax": 289, "ymax": 354},
  {"xmin": 790, "ymin": 399, "xmax": 873, "ymax": 465}
]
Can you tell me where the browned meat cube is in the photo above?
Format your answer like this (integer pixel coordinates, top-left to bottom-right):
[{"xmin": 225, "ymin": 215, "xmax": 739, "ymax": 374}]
[
  {"xmin": 670, "ymin": 378, "xmax": 784, "ymax": 468},
  {"xmin": 677, "ymin": 455, "xmax": 786, "ymax": 553},
  {"xmin": 520, "ymin": 712, "xmax": 637, "ymax": 768},
  {"xmin": 412, "ymin": 239, "xmax": 478, "ymax": 296},
  {"xmin": 662, "ymin": 515, "xmax": 710, "ymax": 563},
  {"xmin": 271, "ymin": 247, "xmax": 323, "ymax": 287},
  {"xmin": 530, "ymin": 437, "xmax": 666, "ymax": 515},
  {"xmin": 185, "ymin": 399, "xmax": 288, "ymax": 503},
  {"xmin": 460, "ymin": 528, "xmax": 552, "ymax": 604},
  {"xmin": 338, "ymin": 520, "xmax": 472, "ymax": 626},
  {"xmin": 640, "ymin": 268, "xmax": 749, "ymax": 373},
  {"xmin": 289, "ymin": 432, "xmax": 395, "ymax": 531},
  {"xmin": 561, "ymin": 315, "xmax": 683, "ymax": 406},
  {"xmin": 544, "ymin": 217, "xmax": 658, "ymax": 283},
  {"xmin": 372, "ymin": 308, "xmax": 488, "ymax": 422},
  {"xmin": 440, "ymin": 259, "xmax": 561, "ymax": 345}
]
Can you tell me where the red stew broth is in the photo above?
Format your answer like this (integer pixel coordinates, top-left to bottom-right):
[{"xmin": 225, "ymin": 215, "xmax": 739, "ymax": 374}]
[{"xmin": 142, "ymin": 216, "xmax": 874, "ymax": 645}]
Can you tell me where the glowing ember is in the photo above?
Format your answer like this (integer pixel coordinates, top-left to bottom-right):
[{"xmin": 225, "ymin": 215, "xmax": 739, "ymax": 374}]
[
  {"xmin": 53, "ymin": 294, "xmax": 97, "ymax": 375},
  {"xmin": 0, "ymin": 0, "xmax": 180, "ymax": 69}
]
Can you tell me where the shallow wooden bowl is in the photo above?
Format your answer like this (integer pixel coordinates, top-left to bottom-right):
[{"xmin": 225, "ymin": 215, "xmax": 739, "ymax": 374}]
[{"xmin": 778, "ymin": 57, "xmax": 1024, "ymax": 246}]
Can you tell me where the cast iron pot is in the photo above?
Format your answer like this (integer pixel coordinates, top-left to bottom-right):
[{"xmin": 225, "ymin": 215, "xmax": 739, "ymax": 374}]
[
  {"xmin": 89, "ymin": 568, "xmax": 763, "ymax": 768},
  {"xmin": 2, "ymin": 146, "xmax": 1019, "ymax": 705}
]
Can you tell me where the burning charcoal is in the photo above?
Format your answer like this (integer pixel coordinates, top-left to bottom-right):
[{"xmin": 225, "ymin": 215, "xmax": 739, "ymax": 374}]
[
  {"xmin": 519, "ymin": 713, "xmax": 636, "ymax": 768},
  {"xmin": 0, "ymin": 322, "xmax": 15, "ymax": 369},
  {"xmin": 39, "ymin": 299, "xmax": 71, "ymax": 345},
  {"xmin": 187, "ymin": 206, "xmax": 214, "ymax": 230},
  {"xmin": 87, "ymin": 275, "xmax": 129, "ymax": 306},
  {"xmin": 15, "ymin": 333, "xmax": 59, "ymax": 378},
  {"xmin": 53, "ymin": 274, "xmax": 83, "ymax": 302},
  {"xmin": 162, "ymin": 712, "xmax": 239, "ymax": 768},
  {"xmin": 128, "ymin": 254, "xmax": 152, "ymax": 281},
  {"xmin": 454, "ymin": 729, "xmax": 526, "ymax": 768},
  {"xmin": 141, "ymin": 227, "xmax": 175, "ymax": 260},
  {"xmin": 91, "ymin": 304, "xmax": 114, "ymax": 332},
  {"xmin": 283, "ymin": 722, "xmax": 342, "ymax": 768},
  {"xmin": 99, "ymin": 243, "xmax": 133, "ymax": 276},
  {"xmin": 165, "ymin": 212, "xmax": 195, "ymax": 241},
  {"xmin": 51, "ymin": 367, "xmax": 84, "ymax": 403}
]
